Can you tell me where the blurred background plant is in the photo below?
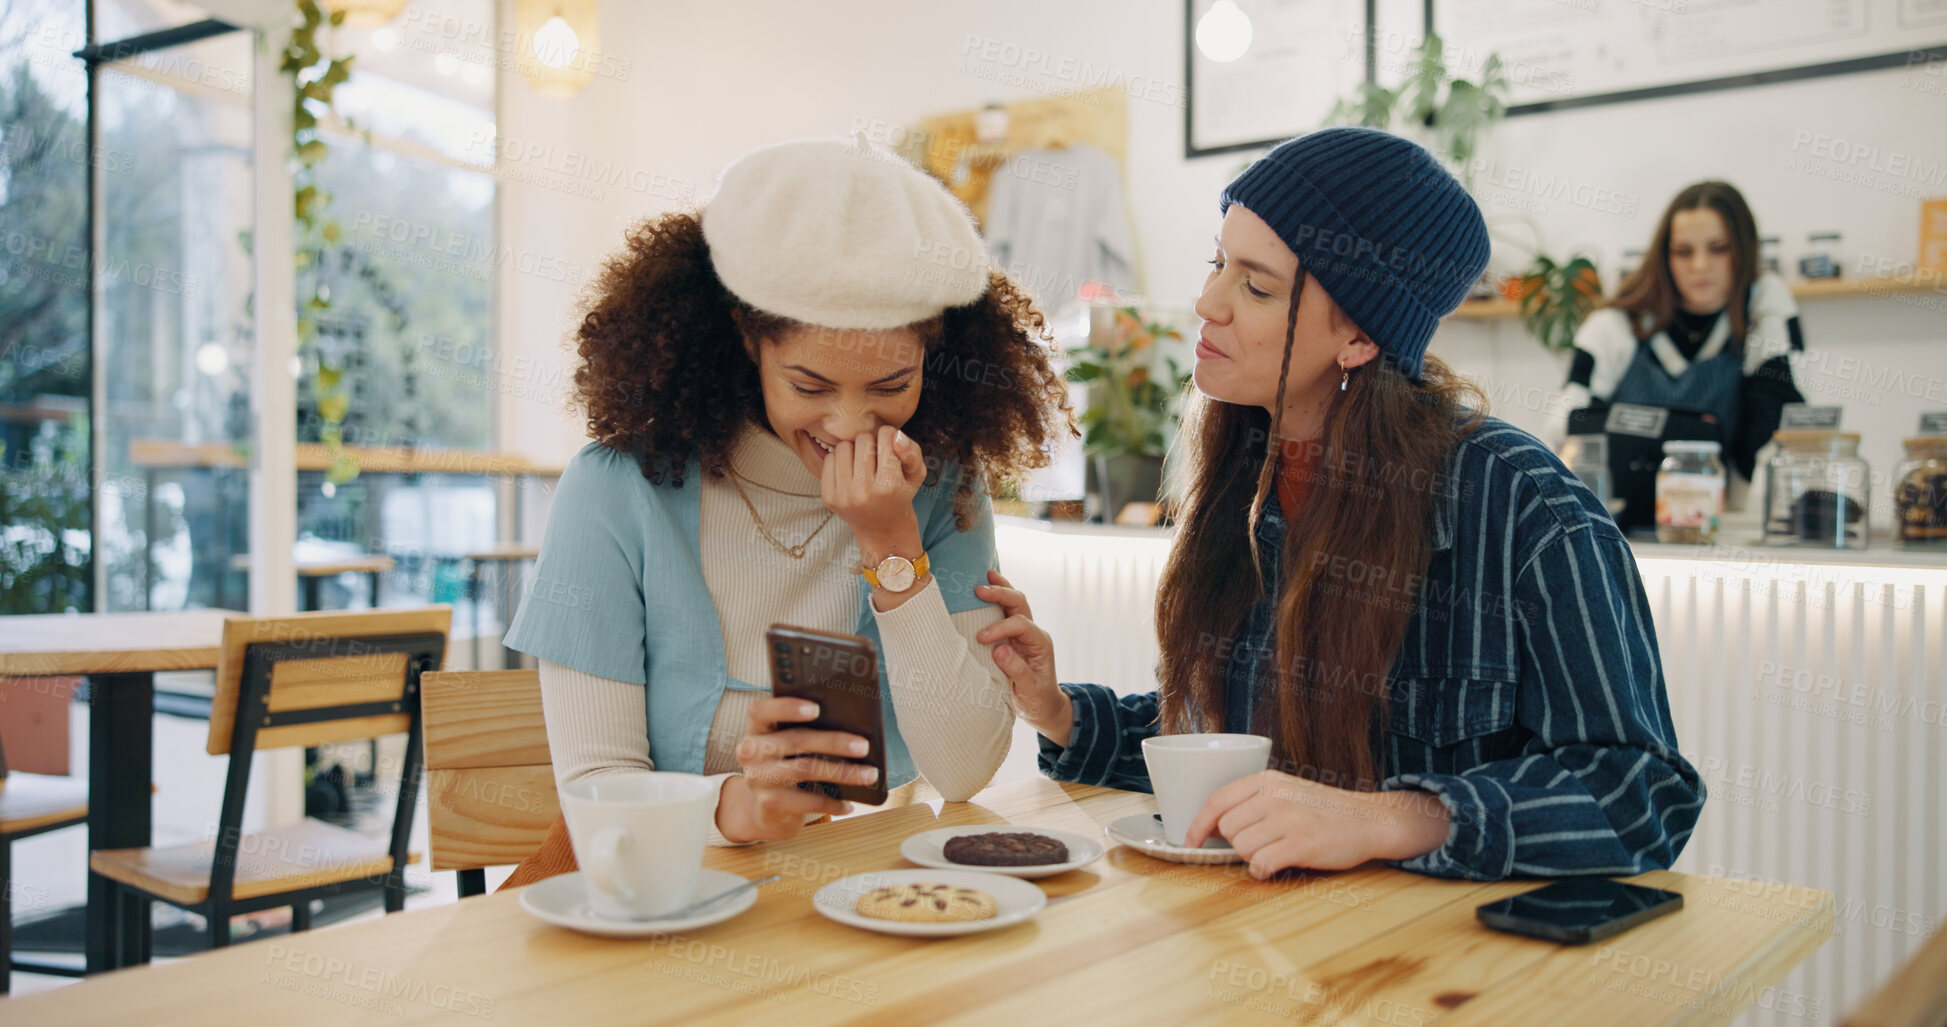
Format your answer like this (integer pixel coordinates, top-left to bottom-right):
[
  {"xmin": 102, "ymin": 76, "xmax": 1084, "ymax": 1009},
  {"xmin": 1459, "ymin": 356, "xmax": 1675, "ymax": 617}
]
[
  {"xmin": 1508, "ymin": 253, "xmax": 1603, "ymax": 352},
  {"xmin": 1065, "ymin": 303, "xmax": 1190, "ymax": 521},
  {"xmin": 1325, "ymin": 31, "xmax": 1509, "ymax": 185},
  {"xmin": 1066, "ymin": 304, "xmax": 1189, "ymax": 460},
  {"xmin": 0, "ymin": 425, "xmax": 91, "ymax": 613}
]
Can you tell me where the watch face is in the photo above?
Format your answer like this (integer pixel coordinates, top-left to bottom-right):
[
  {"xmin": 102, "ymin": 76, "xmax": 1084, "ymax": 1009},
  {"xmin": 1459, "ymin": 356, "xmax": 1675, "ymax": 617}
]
[{"xmin": 875, "ymin": 555, "xmax": 916, "ymax": 592}]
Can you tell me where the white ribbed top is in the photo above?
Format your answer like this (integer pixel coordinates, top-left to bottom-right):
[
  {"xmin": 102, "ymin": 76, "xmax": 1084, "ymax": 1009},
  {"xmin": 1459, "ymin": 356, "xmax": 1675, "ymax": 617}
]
[{"xmin": 537, "ymin": 423, "xmax": 1014, "ymax": 844}]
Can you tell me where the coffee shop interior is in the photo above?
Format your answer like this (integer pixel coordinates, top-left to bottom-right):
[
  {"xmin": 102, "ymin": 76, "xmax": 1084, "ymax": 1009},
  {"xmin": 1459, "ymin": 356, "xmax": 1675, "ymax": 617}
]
[{"xmin": 1, "ymin": 0, "xmax": 1944, "ymax": 1022}]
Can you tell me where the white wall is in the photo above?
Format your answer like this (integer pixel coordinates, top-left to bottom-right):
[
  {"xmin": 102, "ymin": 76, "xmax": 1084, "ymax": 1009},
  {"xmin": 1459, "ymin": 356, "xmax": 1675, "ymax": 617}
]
[
  {"xmin": 495, "ymin": 2, "xmax": 1945, "ymax": 529},
  {"xmin": 492, "ymin": 0, "xmax": 1231, "ymax": 480}
]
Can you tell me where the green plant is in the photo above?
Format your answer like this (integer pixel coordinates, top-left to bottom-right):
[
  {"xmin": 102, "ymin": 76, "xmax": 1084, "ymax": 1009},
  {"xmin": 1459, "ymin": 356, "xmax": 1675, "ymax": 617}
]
[
  {"xmin": 0, "ymin": 425, "xmax": 93, "ymax": 614},
  {"xmin": 1513, "ymin": 254, "xmax": 1603, "ymax": 353},
  {"xmin": 1066, "ymin": 306, "xmax": 1190, "ymax": 459},
  {"xmin": 281, "ymin": 0, "xmax": 363, "ymax": 485},
  {"xmin": 1326, "ymin": 32, "xmax": 1510, "ymax": 184}
]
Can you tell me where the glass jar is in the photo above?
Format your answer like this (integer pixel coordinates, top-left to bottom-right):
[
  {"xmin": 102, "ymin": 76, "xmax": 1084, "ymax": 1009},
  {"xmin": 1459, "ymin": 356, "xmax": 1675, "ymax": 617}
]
[
  {"xmin": 1894, "ymin": 436, "xmax": 1947, "ymax": 546},
  {"xmin": 1799, "ymin": 231, "xmax": 1843, "ymax": 280},
  {"xmin": 1763, "ymin": 431, "xmax": 1871, "ymax": 548},
  {"xmin": 1561, "ymin": 434, "xmax": 1614, "ymax": 515},
  {"xmin": 1656, "ymin": 441, "xmax": 1725, "ymax": 544}
]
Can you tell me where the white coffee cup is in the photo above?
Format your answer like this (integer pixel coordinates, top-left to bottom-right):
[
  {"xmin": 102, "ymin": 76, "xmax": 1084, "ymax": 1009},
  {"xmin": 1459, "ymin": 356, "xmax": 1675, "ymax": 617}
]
[
  {"xmin": 1141, "ymin": 733, "xmax": 1272, "ymax": 846},
  {"xmin": 559, "ymin": 771, "xmax": 716, "ymax": 921}
]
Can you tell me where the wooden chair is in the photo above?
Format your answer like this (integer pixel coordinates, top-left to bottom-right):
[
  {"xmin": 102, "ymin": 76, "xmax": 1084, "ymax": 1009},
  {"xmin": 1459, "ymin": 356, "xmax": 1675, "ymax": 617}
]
[
  {"xmin": 0, "ymin": 735, "xmax": 91, "ymax": 993},
  {"xmin": 87, "ymin": 608, "xmax": 448, "ymax": 967},
  {"xmin": 420, "ymin": 669, "xmax": 558, "ymax": 897},
  {"xmin": 1843, "ymin": 918, "xmax": 1947, "ymax": 1027}
]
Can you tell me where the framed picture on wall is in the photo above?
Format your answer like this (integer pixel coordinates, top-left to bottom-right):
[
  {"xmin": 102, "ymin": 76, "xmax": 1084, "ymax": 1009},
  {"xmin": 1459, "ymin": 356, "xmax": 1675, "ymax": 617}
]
[
  {"xmin": 1184, "ymin": 0, "xmax": 1372, "ymax": 158},
  {"xmin": 1432, "ymin": 0, "xmax": 1947, "ymax": 114}
]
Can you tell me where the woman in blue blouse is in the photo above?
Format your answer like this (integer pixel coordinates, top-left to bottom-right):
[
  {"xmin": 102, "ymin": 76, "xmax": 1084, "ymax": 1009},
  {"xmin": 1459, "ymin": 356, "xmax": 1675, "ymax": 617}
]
[
  {"xmin": 978, "ymin": 128, "xmax": 1705, "ymax": 881},
  {"xmin": 504, "ymin": 135, "xmax": 1071, "ymax": 852}
]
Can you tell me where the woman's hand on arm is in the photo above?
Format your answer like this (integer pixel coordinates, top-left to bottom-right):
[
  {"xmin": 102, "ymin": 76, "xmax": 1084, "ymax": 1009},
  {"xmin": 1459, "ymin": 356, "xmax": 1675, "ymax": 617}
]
[
  {"xmin": 714, "ymin": 697, "xmax": 880, "ymax": 844},
  {"xmin": 973, "ymin": 570, "xmax": 1073, "ymax": 747},
  {"xmin": 1182, "ymin": 771, "xmax": 1452, "ymax": 879}
]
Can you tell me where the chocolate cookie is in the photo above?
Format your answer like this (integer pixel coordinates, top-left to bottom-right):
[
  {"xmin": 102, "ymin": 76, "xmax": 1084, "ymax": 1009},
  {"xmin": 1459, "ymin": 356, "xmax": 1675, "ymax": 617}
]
[
  {"xmin": 942, "ymin": 831, "xmax": 1070, "ymax": 867},
  {"xmin": 855, "ymin": 882, "xmax": 998, "ymax": 922}
]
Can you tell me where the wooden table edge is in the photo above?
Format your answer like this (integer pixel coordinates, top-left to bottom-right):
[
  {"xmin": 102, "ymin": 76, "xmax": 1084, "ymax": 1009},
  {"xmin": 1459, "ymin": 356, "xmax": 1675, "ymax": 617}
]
[{"xmin": 1436, "ymin": 881, "xmax": 1837, "ymax": 1026}]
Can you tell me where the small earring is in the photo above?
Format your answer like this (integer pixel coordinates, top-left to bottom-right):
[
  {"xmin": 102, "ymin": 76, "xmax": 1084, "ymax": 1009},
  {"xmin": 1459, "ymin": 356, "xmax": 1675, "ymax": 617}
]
[{"xmin": 1339, "ymin": 366, "xmax": 1349, "ymax": 392}]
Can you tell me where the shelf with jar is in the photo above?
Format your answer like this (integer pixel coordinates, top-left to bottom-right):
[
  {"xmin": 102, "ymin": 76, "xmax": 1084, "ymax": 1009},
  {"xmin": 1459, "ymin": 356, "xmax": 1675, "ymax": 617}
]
[{"xmin": 1449, "ymin": 274, "xmax": 1945, "ymax": 321}]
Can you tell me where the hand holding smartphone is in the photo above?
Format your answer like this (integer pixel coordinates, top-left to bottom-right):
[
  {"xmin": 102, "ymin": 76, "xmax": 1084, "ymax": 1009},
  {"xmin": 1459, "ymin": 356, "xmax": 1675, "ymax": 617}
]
[{"xmin": 765, "ymin": 625, "xmax": 890, "ymax": 806}]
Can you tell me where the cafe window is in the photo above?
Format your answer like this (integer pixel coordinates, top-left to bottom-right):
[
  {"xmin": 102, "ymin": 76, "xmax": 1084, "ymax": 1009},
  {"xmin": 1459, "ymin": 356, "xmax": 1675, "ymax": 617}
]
[
  {"xmin": 96, "ymin": 20, "xmax": 256, "ymax": 613},
  {"xmin": 290, "ymin": 7, "xmax": 499, "ymax": 611},
  {"xmin": 0, "ymin": 0, "xmax": 93, "ymax": 615},
  {"xmin": 0, "ymin": 0, "xmax": 504, "ymax": 616}
]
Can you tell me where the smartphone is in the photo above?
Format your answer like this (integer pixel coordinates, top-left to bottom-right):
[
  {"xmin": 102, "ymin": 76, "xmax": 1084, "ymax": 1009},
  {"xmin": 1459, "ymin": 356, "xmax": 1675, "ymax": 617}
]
[
  {"xmin": 1476, "ymin": 878, "xmax": 1684, "ymax": 944},
  {"xmin": 764, "ymin": 624, "xmax": 889, "ymax": 806}
]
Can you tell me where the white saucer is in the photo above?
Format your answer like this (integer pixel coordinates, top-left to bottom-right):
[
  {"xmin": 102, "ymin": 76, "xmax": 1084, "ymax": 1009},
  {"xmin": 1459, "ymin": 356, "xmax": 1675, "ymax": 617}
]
[
  {"xmin": 812, "ymin": 868, "xmax": 1046, "ymax": 937},
  {"xmin": 1106, "ymin": 812, "xmax": 1245, "ymax": 865},
  {"xmin": 518, "ymin": 868, "xmax": 758, "ymax": 936},
  {"xmin": 899, "ymin": 826, "xmax": 1105, "ymax": 879}
]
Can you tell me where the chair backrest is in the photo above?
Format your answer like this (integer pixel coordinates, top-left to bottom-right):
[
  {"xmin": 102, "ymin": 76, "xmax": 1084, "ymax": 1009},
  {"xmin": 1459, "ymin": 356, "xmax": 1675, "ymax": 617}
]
[
  {"xmin": 207, "ymin": 608, "xmax": 452, "ymax": 755},
  {"xmin": 199, "ymin": 607, "xmax": 450, "ymax": 907},
  {"xmin": 421, "ymin": 669, "xmax": 558, "ymax": 874},
  {"xmin": 1842, "ymin": 918, "xmax": 1947, "ymax": 1026}
]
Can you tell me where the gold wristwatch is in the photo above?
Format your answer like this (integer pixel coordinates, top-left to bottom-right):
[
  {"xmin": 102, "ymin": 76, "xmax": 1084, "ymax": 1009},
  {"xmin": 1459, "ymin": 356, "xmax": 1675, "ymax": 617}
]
[{"xmin": 862, "ymin": 551, "xmax": 929, "ymax": 593}]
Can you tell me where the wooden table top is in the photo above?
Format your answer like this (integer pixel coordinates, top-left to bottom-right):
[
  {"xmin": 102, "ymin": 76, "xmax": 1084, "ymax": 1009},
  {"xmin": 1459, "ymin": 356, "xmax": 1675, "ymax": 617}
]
[
  {"xmin": 293, "ymin": 556, "xmax": 397, "ymax": 576},
  {"xmin": 128, "ymin": 439, "xmax": 567, "ymax": 478},
  {"xmin": 0, "ymin": 610, "xmax": 235, "ymax": 676},
  {"xmin": 2, "ymin": 778, "xmax": 1833, "ymax": 1025},
  {"xmin": 459, "ymin": 544, "xmax": 541, "ymax": 562}
]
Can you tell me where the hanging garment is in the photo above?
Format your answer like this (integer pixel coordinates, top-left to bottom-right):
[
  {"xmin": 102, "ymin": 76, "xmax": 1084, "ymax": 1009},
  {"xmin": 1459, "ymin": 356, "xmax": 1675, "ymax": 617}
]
[{"xmin": 981, "ymin": 143, "xmax": 1137, "ymax": 310}]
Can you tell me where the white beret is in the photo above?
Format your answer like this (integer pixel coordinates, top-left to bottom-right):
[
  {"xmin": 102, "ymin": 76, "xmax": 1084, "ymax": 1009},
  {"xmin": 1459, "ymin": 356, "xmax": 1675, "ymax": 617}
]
[{"xmin": 701, "ymin": 133, "xmax": 991, "ymax": 330}]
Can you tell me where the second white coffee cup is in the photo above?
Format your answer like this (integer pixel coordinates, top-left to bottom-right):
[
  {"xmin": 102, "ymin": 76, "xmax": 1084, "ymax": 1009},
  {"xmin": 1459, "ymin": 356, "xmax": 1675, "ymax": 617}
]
[
  {"xmin": 559, "ymin": 770, "xmax": 716, "ymax": 921},
  {"xmin": 1141, "ymin": 733, "xmax": 1272, "ymax": 846}
]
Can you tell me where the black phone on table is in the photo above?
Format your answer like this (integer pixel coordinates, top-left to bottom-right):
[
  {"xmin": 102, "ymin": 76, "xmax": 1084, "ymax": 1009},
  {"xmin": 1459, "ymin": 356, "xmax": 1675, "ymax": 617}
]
[
  {"xmin": 1476, "ymin": 878, "xmax": 1684, "ymax": 944},
  {"xmin": 763, "ymin": 624, "xmax": 890, "ymax": 806}
]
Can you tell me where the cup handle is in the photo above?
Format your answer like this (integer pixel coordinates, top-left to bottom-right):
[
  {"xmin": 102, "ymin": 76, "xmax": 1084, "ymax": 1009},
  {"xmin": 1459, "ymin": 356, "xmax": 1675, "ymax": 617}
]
[{"xmin": 584, "ymin": 826, "xmax": 636, "ymax": 903}]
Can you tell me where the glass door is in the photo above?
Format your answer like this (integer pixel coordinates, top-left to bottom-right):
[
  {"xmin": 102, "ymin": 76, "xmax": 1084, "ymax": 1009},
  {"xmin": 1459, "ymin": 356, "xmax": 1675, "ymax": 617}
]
[{"xmin": 92, "ymin": 13, "xmax": 253, "ymax": 611}]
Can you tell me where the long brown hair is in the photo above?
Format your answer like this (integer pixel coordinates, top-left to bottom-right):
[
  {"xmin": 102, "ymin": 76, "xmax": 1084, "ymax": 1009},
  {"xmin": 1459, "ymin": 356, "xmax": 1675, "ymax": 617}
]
[
  {"xmin": 1606, "ymin": 180, "xmax": 1761, "ymax": 346},
  {"xmin": 1154, "ymin": 273, "xmax": 1487, "ymax": 789}
]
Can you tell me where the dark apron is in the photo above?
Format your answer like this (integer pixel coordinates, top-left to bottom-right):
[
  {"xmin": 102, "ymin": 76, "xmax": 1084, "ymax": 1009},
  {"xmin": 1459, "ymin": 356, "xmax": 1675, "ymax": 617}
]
[{"xmin": 1608, "ymin": 336, "xmax": 1743, "ymax": 448}]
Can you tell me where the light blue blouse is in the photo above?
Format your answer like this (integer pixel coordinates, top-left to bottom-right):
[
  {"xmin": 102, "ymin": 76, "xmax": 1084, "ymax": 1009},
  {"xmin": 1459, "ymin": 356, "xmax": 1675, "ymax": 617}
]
[{"xmin": 503, "ymin": 441, "xmax": 1000, "ymax": 786}]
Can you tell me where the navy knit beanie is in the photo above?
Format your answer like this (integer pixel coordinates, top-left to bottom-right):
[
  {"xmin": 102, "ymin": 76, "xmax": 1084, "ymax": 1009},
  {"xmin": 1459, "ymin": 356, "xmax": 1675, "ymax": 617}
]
[{"xmin": 1220, "ymin": 127, "xmax": 1490, "ymax": 380}]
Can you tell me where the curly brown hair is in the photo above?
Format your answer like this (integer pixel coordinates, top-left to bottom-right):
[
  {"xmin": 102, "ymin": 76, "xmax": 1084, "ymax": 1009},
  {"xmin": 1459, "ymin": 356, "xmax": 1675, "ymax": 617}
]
[{"xmin": 572, "ymin": 211, "xmax": 1074, "ymax": 529}]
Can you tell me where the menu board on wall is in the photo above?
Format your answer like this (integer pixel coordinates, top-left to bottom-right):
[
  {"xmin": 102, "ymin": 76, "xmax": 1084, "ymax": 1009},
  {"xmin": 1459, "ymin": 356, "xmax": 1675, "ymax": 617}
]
[
  {"xmin": 1435, "ymin": 0, "xmax": 1947, "ymax": 110},
  {"xmin": 1186, "ymin": 0, "xmax": 1370, "ymax": 156}
]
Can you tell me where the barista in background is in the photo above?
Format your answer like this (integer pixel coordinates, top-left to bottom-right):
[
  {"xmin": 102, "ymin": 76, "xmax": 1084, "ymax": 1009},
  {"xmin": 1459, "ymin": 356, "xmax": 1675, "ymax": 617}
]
[{"xmin": 1550, "ymin": 181, "xmax": 1804, "ymax": 506}]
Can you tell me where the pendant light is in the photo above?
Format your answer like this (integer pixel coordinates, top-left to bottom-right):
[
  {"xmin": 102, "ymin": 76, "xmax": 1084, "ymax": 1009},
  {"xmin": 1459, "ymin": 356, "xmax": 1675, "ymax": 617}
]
[
  {"xmin": 517, "ymin": 0, "xmax": 600, "ymax": 98},
  {"xmin": 1196, "ymin": 0, "xmax": 1253, "ymax": 63}
]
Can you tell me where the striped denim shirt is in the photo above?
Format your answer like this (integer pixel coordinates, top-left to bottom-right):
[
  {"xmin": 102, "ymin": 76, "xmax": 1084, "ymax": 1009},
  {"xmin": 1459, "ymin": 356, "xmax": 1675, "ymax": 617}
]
[{"xmin": 1039, "ymin": 417, "xmax": 1705, "ymax": 880}]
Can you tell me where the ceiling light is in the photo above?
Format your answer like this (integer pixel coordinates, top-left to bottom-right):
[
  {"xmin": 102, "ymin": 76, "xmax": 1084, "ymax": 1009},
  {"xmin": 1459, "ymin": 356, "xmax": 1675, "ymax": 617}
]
[{"xmin": 1196, "ymin": 0, "xmax": 1253, "ymax": 63}]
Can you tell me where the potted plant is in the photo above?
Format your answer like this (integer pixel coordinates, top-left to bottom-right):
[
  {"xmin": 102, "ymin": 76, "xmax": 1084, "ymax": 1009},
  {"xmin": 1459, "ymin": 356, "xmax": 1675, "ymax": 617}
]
[
  {"xmin": 1325, "ymin": 31, "xmax": 1510, "ymax": 186},
  {"xmin": 1066, "ymin": 304, "xmax": 1190, "ymax": 522},
  {"xmin": 1509, "ymin": 254, "xmax": 1602, "ymax": 352}
]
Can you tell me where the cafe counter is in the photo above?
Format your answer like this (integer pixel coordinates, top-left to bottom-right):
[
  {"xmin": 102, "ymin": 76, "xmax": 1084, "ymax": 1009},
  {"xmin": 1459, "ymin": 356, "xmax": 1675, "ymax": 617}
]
[{"xmin": 992, "ymin": 514, "xmax": 1946, "ymax": 1026}]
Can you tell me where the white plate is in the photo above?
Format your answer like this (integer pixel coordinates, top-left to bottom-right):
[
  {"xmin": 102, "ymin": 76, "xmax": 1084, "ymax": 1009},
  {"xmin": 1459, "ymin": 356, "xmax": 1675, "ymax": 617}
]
[
  {"xmin": 1106, "ymin": 812, "xmax": 1245, "ymax": 865},
  {"xmin": 898, "ymin": 826, "xmax": 1105, "ymax": 879},
  {"xmin": 812, "ymin": 869, "xmax": 1046, "ymax": 937},
  {"xmin": 518, "ymin": 869, "xmax": 758, "ymax": 937}
]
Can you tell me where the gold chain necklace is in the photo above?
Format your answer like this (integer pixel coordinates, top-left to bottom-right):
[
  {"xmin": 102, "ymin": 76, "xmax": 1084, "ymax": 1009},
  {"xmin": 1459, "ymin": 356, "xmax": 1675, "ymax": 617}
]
[{"xmin": 725, "ymin": 467, "xmax": 835, "ymax": 559}]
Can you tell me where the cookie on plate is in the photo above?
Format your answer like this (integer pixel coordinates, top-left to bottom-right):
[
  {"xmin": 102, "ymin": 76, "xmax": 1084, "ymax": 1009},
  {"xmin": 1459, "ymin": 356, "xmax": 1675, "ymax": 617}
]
[
  {"xmin": 855, "ymin": 882, "xmax": 998, "ymax": 923},
  {"xmin": 942, "ymin": 831, "xmax": 1070, "ymax": 867}
]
